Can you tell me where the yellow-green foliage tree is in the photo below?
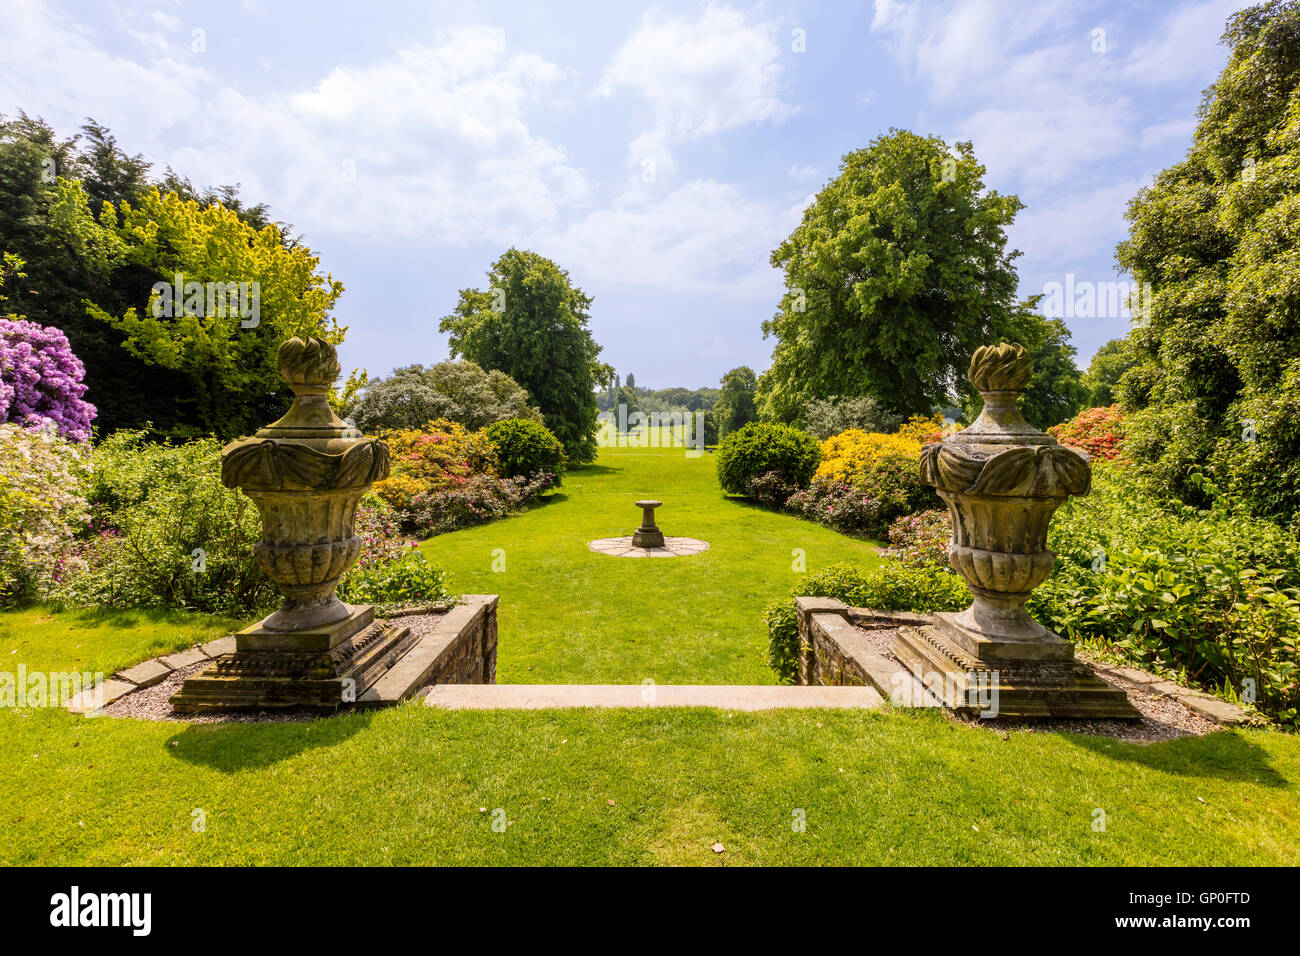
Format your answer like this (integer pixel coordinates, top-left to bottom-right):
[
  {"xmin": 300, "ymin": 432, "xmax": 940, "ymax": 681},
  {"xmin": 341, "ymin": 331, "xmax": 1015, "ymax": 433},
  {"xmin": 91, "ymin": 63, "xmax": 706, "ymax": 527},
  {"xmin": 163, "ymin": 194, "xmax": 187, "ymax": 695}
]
[{"xmin": 82, "ymin": 188, "xmax": 344, "ymax": 439}]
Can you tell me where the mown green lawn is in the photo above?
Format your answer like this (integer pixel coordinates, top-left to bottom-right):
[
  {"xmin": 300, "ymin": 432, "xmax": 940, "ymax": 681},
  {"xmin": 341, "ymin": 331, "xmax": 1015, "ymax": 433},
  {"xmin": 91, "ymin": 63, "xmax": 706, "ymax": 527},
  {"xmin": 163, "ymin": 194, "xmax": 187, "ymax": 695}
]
[
  {"xmin": 1, "ymin": 444, "xmax": 1297, "ymax": 865},
  {"xmin": 422, "ymin": 445, "xmax": 883, "ymax": 684}
]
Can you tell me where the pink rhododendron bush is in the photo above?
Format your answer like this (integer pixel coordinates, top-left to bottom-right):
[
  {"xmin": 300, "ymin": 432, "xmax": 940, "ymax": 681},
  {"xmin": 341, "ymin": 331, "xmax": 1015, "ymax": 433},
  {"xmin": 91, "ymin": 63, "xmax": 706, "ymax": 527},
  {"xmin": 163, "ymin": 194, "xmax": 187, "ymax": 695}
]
[
  {"xmin": 0, "ymin": 317, "xmax": 96, "ymax": 441},
  {"xmin": 0, "ymin": 423, "xmax": 89, "ymax": 603}
]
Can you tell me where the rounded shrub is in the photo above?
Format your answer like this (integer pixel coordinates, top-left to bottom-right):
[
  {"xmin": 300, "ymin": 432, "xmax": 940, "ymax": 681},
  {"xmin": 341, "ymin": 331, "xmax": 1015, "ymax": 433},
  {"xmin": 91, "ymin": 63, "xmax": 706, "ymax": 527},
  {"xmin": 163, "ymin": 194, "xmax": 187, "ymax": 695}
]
[
  {"xmin": 715, "ymin": 422, "xmax": 820, "ymax": 496},
  {"xmin": 484, "ymin": 418, "xmax": 567, "ymax": 482}
]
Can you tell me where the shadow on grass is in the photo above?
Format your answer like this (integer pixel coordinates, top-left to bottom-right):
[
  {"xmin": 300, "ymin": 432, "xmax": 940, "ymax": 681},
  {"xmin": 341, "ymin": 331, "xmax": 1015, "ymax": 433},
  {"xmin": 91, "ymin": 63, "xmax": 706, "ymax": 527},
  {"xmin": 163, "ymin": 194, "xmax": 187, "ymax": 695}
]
[
  {"xmin": 165, "ymin": 709, "xmax": 376, "ymax": 772},
  {"xmin": 719, "ymin": 493, "xmax": 886, "ymax": 545},
  {"xmin": 1066, "ymin": 728, "xmax": 1287, "ymax": 786},
  {"xmin": 567, "ymin": 462, "xmax": 620, "ymax": 476},
  {"xmin": 38, "ymin": 603, "xmax": 248, "ymax": 632}
]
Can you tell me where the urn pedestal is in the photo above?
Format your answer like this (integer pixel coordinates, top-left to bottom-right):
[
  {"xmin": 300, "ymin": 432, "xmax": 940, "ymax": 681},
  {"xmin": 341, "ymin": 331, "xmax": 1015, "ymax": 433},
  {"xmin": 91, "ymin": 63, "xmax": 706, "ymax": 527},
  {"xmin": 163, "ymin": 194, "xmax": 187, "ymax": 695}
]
[
  {"xmin": 171, "ymin": 337, "xmax": 413, "ymax": 713},
  {"xmin": 889, "ymin": 343, "xmax": 1139, "ymax": 719}
]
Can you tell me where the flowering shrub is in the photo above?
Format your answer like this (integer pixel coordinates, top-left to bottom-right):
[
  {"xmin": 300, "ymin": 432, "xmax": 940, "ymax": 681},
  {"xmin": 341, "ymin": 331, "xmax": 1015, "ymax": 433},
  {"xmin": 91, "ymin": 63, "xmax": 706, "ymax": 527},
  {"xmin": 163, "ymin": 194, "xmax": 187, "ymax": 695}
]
[
  {"xmin": 746, "ymin": 470, "xmax": 800, "ymax": 506},
  {"xmin": 350, "ymin": 495, "xmax": 417, "ymax": 570},
  {"xmin": 1047, "ymin": 404, "xmax": 1126, "ymax": 461},
  {"xmin": 785, "ymin": 481, "xmax": 883, "ymax": 534},
  {"xmin": 883, "ymin": 509, "xmax": 952, "ymax": 568},
  {"xmin": 813, "ymin": 414, "xmax": 947, "ymax": 486},
  {"xmin": 373, "ymin": 418, "xmax": 498, "ymax": 510},
  {"xmin": 0, "ymin": 317, "xmax": 96, "ymax": 441},
  {"xmin": 405, "ymin": 472, "xmax": 554, "ymax": 536},
  {"xmin": 0, "ymin": 423, "xmax": 89, "ymax": 604}
]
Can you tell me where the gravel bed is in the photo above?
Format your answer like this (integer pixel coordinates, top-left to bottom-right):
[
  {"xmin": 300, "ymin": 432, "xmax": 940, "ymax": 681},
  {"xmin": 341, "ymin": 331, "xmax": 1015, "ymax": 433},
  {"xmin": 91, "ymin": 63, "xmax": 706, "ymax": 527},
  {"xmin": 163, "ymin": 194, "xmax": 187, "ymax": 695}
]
[{"xmin": 858, "ymin": 624, "xmax": 1219, "ymax": 742}]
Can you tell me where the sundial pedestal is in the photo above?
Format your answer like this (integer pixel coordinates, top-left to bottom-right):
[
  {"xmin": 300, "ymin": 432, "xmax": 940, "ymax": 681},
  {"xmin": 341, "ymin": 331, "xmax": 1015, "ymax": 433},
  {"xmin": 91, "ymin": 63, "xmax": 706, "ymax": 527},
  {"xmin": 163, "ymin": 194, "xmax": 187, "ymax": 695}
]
[{"xmin": 631, "ymin": 499, "xmax": 665, "ymax": 549}]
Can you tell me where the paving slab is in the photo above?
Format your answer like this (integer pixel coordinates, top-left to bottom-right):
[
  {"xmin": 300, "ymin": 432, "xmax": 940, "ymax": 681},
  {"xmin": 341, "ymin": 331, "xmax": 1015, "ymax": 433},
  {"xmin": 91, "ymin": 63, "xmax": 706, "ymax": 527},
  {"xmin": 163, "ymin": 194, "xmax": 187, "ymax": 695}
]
[
  {"xmin": 158, "ymin": 647, "xmax": 209, "ymax": 670},
  {"xmin": 425, "ymin": 683, "xmax": 883, "ymax": 711},
  {"xmin": 199, "ymin": 635, "xmax": 236, "ymax": 658},
  {"xmin": 115, "ymin": 658, "xmax": 172, "ymax": 688},
  {"xmin": 65, "ymin": 679, "xmax": 135, "ymax": 715}
]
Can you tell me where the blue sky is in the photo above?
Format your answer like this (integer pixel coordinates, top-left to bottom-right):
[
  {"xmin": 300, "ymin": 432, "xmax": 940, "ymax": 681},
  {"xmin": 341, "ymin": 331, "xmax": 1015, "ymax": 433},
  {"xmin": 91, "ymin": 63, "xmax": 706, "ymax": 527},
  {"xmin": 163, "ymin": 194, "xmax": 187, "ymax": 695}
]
[{"xmin": 1, "ymin": 0, "xmax": 1249, "ymax": 390}]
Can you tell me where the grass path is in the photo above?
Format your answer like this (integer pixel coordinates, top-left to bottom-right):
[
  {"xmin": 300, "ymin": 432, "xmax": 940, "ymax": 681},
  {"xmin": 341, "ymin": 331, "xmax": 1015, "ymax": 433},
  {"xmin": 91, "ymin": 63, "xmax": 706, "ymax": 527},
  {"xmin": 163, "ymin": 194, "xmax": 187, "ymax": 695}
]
[{"xmin": 423, "ymin": 445, "xmax": 882, "ymax": 684}]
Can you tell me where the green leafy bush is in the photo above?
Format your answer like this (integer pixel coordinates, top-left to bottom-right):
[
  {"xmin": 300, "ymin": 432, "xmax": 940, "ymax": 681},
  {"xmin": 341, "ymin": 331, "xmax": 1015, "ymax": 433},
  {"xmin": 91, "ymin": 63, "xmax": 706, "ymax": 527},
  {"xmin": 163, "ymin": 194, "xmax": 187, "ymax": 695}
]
[
  {"xmin": 764, "ymin": 562, "xmax": 970, "ymax": 683},
  {"xmin": 337, "ymin": 551, "xmax": 451, "ymax": 610},
  {"xmin": 57, "ymin": 430, "xmax": 272, "ymax": 614},
  {"xmin": 1031, "ymin": 465, "xmax": 1300, "ymax": 724},
  {"xmin": 484, "ymin": 418, "xmax": 566, "ymax": 482},
  {"xmin": 716, "ymin": 422, "xmax": 820, "ymax": 496}
]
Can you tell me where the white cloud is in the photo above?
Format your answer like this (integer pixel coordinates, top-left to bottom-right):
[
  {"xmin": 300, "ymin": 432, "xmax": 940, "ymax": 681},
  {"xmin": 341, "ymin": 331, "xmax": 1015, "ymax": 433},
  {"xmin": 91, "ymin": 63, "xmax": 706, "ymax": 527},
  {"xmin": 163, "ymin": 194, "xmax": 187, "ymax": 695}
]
[
  {"xmin": 597, "ymin": 4, "xmax": 797, "ymax": 172},
  {"xmin": 543, "ymin": 179, "xmax": 795, "ymax": 298},
  {"xmin": 869, "ymin": 0, "xmax": 1236, "ymax": 188},
  {"xmin": 0, "ymin": 4, "xmax": 590, "ymax": 245},
  {"xmin": 1123, "ymin": 0, "xmax": 1248, "ymax": 85}
]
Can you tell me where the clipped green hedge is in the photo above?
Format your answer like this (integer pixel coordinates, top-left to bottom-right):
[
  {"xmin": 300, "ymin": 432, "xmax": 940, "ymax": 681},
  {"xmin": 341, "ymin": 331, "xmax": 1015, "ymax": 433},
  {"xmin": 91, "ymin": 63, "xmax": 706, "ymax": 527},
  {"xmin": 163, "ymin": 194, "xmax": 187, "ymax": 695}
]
[
  {"xmin": 716, "ymin": 422, "xmax": 820, "ymax": 496},
  {"xmin": 484, "ymin": 418, "xmax": 567, "ymax": 482}
]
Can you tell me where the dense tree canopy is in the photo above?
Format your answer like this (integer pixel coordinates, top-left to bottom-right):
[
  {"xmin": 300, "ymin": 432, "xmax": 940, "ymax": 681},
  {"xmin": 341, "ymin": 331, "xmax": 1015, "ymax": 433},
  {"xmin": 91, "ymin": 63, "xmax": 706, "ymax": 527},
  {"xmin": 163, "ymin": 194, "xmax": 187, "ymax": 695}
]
[
  {"xmin": 759, "ymin": 130, "xmax": 1026, "ymax": 421},
  {"xmin": 714, "ymin": 366, "xmax": 759, "ymax": 436},
  {"xmin": 344, "ymin": 360, "xmax": 541, "ymax": 433},
  {"xmin": 0, "ymin": 114, "xmax": 313, "ymax": 437},
  {"xmin": 80, "ymin": 188, "xmax": 343, "ymax": 439},
  {"xmin": 1115, "ymin": 0, "xmax": 1300, "ymax": 521},
  {"xmin": 440, "ymin": 249, "xmax": 610, "ymax": 463},
  {"xmin": 1082, "ymin": 337, "xmax": 1136, "ymax": 407}
]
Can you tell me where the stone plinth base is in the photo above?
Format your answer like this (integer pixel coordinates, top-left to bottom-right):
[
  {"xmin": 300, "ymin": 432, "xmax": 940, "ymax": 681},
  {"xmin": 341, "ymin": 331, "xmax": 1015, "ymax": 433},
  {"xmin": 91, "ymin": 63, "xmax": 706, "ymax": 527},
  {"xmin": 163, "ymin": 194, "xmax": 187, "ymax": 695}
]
[
  {"xmin": 631, "ymin": 527, "xmax": 665, "ymax": 548},
  {"xmin": 171, "ymin": 605, "xmax": 416, "ymax": 712},
  {"xmin": 890, "ymin": 624, "xmax": 1140, "ymax": 719},
  {"xmin": 795, "ymin": 597, "xmax": 1139, "ymax": 720}
]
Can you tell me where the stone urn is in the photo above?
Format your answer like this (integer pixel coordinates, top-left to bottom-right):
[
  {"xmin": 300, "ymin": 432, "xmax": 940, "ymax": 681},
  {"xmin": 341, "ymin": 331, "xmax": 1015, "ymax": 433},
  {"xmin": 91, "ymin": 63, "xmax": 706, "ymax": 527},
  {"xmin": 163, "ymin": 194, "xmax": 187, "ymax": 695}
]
[
  {"xmin": 890, "ymin": 342, "xmax": 1138, "ymax": 719},
  {"xmin": 171, "ymin": 336, "xmax": 417, "ymax": 712}
]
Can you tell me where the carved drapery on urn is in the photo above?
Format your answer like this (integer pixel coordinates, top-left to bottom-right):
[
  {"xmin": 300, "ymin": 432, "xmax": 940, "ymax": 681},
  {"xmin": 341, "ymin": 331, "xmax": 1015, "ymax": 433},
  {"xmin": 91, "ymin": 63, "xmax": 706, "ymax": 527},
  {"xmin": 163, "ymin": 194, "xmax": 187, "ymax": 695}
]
[
  {"xmin": 220, "ymin": 336, "xmax": 390, "ymax": 632},
  {"xmin": 920, "ymin": 342, "xmax": 1090, "ymax": 643}
]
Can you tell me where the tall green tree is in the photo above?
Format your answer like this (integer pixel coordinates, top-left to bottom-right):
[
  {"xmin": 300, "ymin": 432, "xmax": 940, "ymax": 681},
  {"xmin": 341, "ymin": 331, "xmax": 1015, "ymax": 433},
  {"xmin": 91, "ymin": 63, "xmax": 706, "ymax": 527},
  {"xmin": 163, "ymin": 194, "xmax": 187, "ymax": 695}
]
[
  {"xmin": 1082, "ymin": 337, "xmax": 1136, "ymax": 407},
  {"xmin": 759, "ymin": 130, "xmax": 1026, "ymax": 421},
  {"xmin": 440, "ymin": 249, "xmax": 610, "ymax": 462},
  {"xmin": 1115, "ymin": 0, "xmax": 1300, "ymax": 521},
  {"xmin": 715, "ymin": 366, "xmax": 759, "ymax": 436},
  {"xmin": 83, "ymin": 187, "xmax": 344, "ymax": 439}
]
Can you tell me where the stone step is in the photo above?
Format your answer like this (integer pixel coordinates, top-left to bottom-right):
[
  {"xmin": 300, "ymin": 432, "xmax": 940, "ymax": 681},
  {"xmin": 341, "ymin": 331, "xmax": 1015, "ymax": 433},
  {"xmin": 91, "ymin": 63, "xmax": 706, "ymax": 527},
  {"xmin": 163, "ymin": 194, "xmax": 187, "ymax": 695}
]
[{"xmin": 425, "ymin": 684, "xmax": 883, "ymax": 711}]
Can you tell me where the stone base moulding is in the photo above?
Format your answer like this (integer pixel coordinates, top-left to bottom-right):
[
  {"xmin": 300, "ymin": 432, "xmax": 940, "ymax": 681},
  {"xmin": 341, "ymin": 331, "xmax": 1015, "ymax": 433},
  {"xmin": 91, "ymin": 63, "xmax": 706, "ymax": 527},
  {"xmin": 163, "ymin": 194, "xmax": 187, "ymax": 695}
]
[
  {"xmin": 65, "ymin": 596, "xmax": 499, "ymax": 717},
  {"xmin": 588, "ymin": 536, "xmax": 709, "ymax": 557},
  {"xmin": 797, "ymin": 597, "xmax": 1144, "ymax": 720}
]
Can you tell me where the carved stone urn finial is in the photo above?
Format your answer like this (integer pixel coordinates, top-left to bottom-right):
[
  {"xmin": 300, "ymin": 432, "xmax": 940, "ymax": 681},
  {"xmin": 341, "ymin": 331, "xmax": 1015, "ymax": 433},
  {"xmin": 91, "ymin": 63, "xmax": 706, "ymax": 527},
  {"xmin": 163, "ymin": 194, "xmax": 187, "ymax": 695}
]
[
  {"xmin": 172, "ymin": 335, "xmax": 418, "ymax": 712},
  {"xmin": 890, "ymin": 341, "xmax": 1139, "ymax": 718}
]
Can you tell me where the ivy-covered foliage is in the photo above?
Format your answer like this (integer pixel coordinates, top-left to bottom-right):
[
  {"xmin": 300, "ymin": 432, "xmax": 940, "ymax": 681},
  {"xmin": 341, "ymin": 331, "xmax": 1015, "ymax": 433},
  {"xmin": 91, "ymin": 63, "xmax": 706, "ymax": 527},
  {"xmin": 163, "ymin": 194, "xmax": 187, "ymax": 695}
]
[{"xmin": 1115, "ymin": 0, "xmax": 1300, "ymax": 525}]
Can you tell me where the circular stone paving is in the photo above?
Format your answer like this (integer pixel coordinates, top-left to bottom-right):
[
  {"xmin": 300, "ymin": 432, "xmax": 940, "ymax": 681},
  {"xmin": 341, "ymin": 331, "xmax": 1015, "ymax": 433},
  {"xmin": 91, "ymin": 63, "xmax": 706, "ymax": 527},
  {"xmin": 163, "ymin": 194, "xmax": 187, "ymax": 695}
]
[{"xmin": 588, "ymin": 536, "xmax": 709, "ymax": 557}]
